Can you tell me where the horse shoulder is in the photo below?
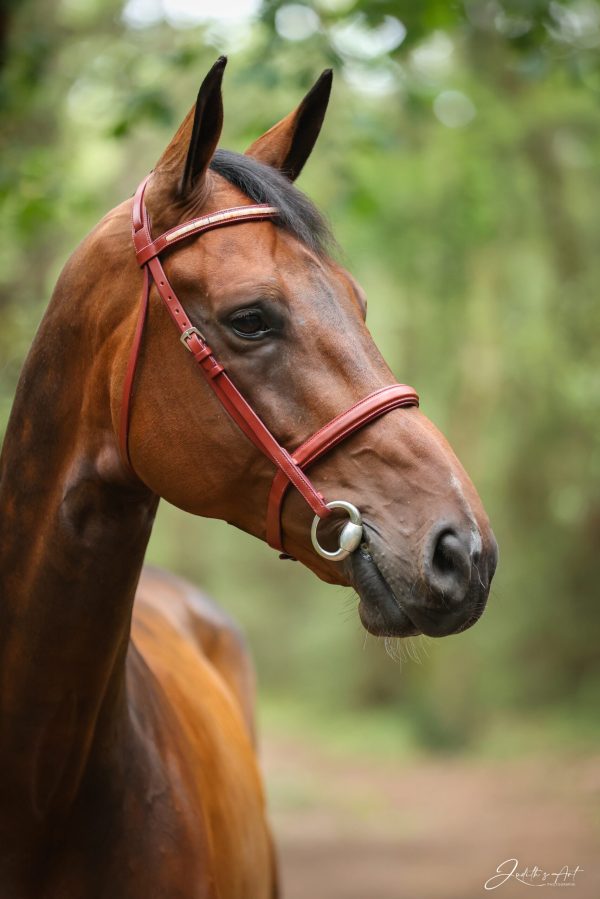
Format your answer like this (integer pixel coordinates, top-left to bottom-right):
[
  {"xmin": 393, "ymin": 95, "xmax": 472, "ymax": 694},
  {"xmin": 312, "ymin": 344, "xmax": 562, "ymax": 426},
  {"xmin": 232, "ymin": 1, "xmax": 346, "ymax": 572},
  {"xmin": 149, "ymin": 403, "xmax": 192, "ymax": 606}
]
[
  {"xmin": 134, "ymin": 565, "xmax": 257, "ymax": 741},
  {"xmin": 128, "ymin": 566, "xmax": 276, "ymax": 899}
]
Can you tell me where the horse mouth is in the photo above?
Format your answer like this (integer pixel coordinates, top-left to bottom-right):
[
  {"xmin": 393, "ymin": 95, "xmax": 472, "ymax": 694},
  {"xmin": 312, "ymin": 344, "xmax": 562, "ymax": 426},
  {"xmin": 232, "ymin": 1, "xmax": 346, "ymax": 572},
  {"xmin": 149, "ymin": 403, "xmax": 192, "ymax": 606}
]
[
  {"xmin": 347, "ymin": 534, "xmax": 489, "ymax": 639},
  {"xmin": 348, "ymin": 545, "xmax": 422, "ymax": 638}
]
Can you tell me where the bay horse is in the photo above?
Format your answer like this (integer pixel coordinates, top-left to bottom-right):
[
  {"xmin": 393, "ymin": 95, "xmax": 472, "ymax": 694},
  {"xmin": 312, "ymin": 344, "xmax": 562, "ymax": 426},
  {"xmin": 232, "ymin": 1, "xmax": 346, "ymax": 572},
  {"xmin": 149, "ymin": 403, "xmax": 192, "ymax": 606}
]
[{"xmin": 0, "ymin": 58, "xmax": 497, "ymax": 898}]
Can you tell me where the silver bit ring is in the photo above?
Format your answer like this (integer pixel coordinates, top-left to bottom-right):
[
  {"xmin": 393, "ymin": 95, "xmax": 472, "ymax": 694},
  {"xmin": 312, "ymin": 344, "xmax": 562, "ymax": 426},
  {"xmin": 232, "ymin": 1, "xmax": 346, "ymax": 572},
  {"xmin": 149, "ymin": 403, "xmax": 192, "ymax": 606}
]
[{"xmin": 311, "ymin": 500, "xmax": 363, "ymax": 562}]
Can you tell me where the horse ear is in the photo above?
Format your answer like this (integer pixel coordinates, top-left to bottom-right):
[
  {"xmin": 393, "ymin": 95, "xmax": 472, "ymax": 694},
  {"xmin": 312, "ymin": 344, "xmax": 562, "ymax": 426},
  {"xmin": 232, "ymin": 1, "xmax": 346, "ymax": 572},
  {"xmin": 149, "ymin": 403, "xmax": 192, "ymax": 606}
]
[
  {"xmin": 245, "ymin": 69, "xmax": 332, "ymax": 181},
  {"xmin": 154, "ymin": 57, "xmax": 226, "ymax": 197}
]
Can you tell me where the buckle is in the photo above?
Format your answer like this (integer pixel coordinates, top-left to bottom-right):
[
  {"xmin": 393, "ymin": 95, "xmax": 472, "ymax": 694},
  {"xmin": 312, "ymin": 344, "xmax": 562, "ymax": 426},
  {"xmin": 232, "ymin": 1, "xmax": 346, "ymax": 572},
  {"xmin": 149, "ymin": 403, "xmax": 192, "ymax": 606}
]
[{"xmin": 180, "ymin": 326, "xmax": 205, "ymax": 351}]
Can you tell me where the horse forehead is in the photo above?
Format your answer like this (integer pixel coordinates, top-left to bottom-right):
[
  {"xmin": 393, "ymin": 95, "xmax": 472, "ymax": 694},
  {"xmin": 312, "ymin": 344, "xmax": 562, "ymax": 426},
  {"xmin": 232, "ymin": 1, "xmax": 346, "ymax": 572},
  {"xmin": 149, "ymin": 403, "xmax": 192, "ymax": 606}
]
[{"xmin": 171, "ymin": 223, "xmax": 344, "ymax": 300}]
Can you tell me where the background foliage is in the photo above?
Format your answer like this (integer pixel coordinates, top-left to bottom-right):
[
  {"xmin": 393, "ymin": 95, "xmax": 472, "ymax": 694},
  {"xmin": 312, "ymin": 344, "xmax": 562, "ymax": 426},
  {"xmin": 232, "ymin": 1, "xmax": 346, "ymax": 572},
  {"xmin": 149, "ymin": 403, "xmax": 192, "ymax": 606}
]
[{"xmin": 1, "ymin": 0, "xmax": 599, "ymax": 755}]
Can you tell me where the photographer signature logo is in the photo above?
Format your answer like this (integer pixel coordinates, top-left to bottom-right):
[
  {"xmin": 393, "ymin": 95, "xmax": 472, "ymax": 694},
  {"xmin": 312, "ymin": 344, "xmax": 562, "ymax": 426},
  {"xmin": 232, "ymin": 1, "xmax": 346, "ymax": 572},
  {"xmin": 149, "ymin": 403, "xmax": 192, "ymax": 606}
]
[{"xmin": 485, "ymin": 858, "xmax": 583, "ymax": 890}]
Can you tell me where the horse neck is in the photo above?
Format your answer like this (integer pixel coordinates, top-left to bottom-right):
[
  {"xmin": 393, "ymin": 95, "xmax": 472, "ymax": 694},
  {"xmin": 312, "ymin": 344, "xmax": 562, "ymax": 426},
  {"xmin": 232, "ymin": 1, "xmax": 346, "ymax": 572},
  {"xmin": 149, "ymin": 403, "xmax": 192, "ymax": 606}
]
[{"xmin": 0, "ymin": 226, "xmax": 157, "ymax": 827}]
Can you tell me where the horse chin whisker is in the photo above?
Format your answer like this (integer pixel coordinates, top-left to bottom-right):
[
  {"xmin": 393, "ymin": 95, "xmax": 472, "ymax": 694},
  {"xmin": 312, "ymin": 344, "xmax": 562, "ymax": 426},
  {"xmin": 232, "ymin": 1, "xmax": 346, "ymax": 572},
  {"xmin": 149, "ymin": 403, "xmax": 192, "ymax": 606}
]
[{"xmin": 406, "ymin": 636, "xmax": 425, "ymax": 665}]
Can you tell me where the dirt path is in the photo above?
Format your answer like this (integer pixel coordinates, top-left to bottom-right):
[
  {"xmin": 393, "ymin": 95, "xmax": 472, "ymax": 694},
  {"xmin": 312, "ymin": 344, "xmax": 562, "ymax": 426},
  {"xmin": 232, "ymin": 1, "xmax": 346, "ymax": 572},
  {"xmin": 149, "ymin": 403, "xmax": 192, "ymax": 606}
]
[{"xmin": 261, "ymin": 736, "xmax": 599, "ymax": 899}]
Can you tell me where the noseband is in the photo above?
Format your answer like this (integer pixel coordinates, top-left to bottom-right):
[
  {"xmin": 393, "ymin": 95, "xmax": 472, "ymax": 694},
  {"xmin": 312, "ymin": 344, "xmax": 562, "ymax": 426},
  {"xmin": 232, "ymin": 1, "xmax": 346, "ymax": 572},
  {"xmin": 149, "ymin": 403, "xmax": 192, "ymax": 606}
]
[{"xmin": 120, "ymin": 175, "xmax": 419, "ymax": 561}]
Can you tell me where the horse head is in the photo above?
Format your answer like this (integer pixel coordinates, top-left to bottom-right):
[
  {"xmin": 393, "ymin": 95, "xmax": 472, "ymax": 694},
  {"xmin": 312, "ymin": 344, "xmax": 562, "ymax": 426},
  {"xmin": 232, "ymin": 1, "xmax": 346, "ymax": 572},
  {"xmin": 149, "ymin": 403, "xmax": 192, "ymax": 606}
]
[{"xmin": 106, "ymin": 58, "xmax": 497, "ymax": 639}]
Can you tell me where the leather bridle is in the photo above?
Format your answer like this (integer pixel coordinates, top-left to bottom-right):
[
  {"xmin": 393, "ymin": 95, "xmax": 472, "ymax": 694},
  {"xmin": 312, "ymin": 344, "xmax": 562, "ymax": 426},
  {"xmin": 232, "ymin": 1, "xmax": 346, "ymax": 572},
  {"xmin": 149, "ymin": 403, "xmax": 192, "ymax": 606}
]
[{"xmin": 120, "ymin": 175, "xmax": 420, "ymax": 561}]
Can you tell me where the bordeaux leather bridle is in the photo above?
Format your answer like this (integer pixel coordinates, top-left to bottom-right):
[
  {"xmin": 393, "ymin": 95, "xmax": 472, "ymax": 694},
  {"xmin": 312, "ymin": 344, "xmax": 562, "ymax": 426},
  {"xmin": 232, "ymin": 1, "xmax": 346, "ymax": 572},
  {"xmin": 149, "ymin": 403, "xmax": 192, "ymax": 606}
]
[{"xmin": 120, "ymin": 175, "xmax": 420, "ymax": 561}]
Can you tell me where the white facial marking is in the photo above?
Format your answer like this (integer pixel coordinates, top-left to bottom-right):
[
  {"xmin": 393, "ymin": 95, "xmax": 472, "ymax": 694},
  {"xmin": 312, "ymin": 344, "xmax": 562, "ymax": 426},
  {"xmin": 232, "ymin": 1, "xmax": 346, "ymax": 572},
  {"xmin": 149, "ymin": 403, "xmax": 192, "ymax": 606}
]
[
  {"xmin": 449, "ymin": 471, "xmax": 481, "ymax": 553},
  {"xmin": 470, "ymin": 526, "xmax": 483, "ymax": 557}
]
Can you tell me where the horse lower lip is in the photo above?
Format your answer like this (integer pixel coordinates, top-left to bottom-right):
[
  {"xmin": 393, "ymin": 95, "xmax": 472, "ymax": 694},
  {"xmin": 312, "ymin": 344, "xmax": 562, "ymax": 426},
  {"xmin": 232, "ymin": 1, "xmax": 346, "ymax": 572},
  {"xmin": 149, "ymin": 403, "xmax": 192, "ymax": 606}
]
[
  {"xmin": 406, "ymin": 600, "xmax": 486, "ymax": 637},
  {"xmin": 350, "ymin": 544, "xmax": 486, "ymax": 639},
  {"xmin": 350, "ymin": 549, "xmax": 421, "ymax": 638}
]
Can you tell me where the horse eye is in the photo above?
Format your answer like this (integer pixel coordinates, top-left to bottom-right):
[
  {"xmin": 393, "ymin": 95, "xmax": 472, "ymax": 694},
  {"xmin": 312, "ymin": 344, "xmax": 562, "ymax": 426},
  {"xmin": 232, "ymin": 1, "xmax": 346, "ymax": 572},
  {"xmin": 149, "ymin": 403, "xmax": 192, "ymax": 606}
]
[{"xmin": 229, "ymin": 309, "xmax": 271, "ymax": 339}]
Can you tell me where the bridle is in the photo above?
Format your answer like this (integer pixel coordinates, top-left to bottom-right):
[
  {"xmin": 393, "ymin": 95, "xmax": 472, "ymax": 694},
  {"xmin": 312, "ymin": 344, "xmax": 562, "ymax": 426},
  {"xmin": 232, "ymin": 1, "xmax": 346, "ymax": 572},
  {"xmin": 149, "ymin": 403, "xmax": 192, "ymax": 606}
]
[{"xmin": 120, "ymin": 175, "xmax": 420, "ymax": 562}]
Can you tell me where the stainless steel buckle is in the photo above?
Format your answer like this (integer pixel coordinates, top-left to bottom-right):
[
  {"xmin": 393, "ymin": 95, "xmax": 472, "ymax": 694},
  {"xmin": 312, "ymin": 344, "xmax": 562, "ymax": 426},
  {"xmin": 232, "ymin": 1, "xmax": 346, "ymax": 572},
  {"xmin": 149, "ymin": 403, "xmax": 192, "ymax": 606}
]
[
  {"xmin": 180, "ymin": 327, "xmax": 205, "ymax": 351},
  {"xmin": 311, "ymin": 500, "xmax": 363, "ymax": 562}
]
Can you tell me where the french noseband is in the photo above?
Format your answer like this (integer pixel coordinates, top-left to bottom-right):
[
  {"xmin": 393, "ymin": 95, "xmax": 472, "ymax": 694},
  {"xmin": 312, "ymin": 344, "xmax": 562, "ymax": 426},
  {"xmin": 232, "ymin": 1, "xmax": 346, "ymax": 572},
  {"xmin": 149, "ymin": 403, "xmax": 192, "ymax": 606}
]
[{"xmin": 120, "ymin": 175, "xmax": 419, "ymax": 561}]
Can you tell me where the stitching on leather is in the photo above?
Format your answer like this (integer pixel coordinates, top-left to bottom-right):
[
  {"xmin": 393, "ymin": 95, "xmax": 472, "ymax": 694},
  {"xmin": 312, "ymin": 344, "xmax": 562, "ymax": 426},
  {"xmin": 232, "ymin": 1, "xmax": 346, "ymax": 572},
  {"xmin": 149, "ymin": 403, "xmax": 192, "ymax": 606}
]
[
  {"xmin": 293, "ymin": 396, "xmax": 417, "ymax": 465},
  {"xmin": 294, "ymin": 386, "xmax": 415, "ymax": 451}
]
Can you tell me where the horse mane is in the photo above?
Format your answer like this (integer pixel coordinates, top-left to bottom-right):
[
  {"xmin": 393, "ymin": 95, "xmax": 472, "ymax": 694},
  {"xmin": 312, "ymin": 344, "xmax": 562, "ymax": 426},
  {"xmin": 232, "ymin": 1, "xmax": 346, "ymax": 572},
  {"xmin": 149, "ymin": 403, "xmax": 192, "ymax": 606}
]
[{"xmin": 209, "ymin": 149, "xmax": 333, "ymax": 257}]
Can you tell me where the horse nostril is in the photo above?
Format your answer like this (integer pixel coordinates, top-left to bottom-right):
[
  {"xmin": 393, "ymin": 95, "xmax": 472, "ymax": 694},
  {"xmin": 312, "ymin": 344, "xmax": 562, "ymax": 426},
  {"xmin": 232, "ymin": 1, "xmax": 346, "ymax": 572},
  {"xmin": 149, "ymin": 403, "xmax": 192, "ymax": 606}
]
[
  {"xmin": 426, "ymin": 527, "xmax": 472, "ymax": 606},
  {"xmin": 432, "ymin": 531, "xmax": 462, "ymax": 576}
]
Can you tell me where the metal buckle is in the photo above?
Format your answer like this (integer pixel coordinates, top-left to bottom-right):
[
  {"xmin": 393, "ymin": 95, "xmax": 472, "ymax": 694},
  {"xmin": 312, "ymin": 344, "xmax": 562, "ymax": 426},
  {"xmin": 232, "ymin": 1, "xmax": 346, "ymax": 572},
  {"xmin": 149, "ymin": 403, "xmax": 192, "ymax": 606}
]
[
  {"xmin": 311, "ymin": 500, "xmax": 363, "ymax": 562},
  {"xmin": 180, "ymin": 326, "xmax": 205, "ymax": 351}
]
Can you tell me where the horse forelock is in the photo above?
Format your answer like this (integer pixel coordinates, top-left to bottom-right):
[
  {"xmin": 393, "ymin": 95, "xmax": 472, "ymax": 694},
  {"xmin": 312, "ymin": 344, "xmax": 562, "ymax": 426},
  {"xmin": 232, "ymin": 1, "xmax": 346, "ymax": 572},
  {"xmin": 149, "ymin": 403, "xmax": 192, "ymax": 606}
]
[{"xmin": 209, "ymin": 149, "xmax": 334, "ymax": 258}]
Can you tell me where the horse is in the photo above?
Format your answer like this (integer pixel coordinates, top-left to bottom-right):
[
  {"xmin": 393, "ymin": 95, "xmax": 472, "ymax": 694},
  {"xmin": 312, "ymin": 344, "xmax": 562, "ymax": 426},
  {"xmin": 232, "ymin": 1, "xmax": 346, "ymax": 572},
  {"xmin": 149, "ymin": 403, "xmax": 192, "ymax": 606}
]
[{"xmin": 0, "ymin": 58, "xmax": 497, "ymax": 898}]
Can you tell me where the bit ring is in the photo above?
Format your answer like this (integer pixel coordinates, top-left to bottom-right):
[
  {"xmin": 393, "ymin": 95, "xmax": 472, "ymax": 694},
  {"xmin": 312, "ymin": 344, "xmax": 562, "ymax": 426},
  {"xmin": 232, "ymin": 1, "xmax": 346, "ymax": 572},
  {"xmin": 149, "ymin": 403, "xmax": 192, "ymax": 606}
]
[{"xmin": 311, "ymin": 500, "xmax": 363, "ymax": 562}]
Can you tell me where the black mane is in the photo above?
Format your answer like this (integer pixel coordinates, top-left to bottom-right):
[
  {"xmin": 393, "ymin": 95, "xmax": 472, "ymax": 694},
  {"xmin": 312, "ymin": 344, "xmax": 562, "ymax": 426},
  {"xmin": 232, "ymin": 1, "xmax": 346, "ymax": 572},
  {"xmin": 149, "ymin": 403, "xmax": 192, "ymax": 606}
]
[{"xmin": 209, "ymin": 149, "xmax": 333, "ymax": 256}]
